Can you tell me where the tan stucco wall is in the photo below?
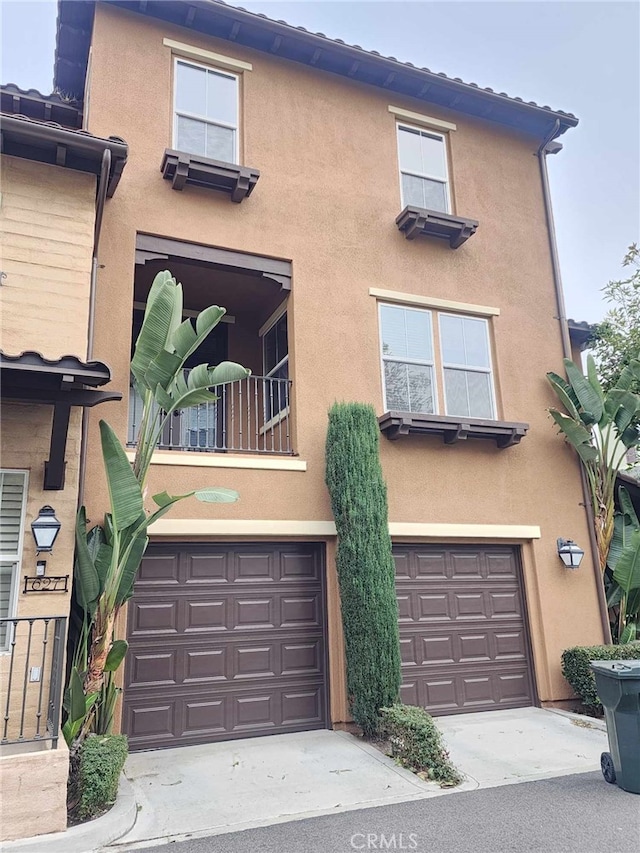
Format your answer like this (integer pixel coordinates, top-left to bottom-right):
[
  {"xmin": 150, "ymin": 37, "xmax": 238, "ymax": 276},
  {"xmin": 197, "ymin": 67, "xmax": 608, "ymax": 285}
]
[
  {"xmin": 0, "ymin": 154, "xmax": 96, "ymax": 839},
  {"xmin": 82, "ymin": 4, "xmax": 605, "ymax": 716},
  {"xmin": 0, "ymin": 155, "xmax": 95, "ymax": 360},
  {"xmin": 0, "ymin": 740, "xmax": 69, "ymax": 841}
]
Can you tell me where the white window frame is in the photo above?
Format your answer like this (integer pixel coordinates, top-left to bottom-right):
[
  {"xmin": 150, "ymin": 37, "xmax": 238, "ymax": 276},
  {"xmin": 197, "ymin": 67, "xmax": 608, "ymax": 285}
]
[
  {"xmin": 396, "ymin": 122, "xmax": 452, "ymax": 213},
  {"xmin": 172, "ymin": 56, "xmax": 240, "ymax": 164},
  {"xmin": 438, "ymin": 313, "xmax": 497, "ymax": 420},
  {"xmin": 0, "ymin": 470, "xmax": 28, "ymax": 653},
  {"xmin": 261, "ymin": 305, "xmax": 289, "ymax": 428},
  {"xmin": 378, "ymin": 302, "xmax": 439, "ymax": 415}
]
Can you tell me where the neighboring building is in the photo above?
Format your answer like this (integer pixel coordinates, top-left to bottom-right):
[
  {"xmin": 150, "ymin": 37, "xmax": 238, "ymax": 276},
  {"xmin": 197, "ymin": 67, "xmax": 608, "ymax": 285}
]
[
  {"xmin": 0, "ymin": 0, "xmax": 610, "ymax": 837},
  {"xmin": 0, "ymin": 87, "xmax": 127, "ymax": 839}
]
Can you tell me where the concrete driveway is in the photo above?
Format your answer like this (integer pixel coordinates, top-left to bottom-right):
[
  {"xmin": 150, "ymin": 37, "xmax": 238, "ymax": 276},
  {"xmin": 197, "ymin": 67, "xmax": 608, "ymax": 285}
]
[{"xmin": 110, "ymin": 707, "xmax": 608, "ymax": 850}]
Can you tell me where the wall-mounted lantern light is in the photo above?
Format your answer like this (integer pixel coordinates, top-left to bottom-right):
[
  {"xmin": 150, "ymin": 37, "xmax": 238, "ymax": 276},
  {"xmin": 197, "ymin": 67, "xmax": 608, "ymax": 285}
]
[
  {"xmin": 31, "ymin": 506, "xmax": 61, "ymax": 553},
  {"xmin": 557, "ymin": 538, "xmax": 585, "ymax": 569}
]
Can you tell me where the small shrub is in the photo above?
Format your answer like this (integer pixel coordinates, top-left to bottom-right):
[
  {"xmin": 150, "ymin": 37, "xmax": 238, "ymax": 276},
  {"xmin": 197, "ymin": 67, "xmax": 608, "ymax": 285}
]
[
  {"xmin": 379, "ymin": 704, "xmax": 462, "ymax": 786},
  {"xmin": 562, "ymin": 642, "xmax": 640, "ymax": 713},
  {"xmin": 76, "ymin": 734, "xmax": 128, "ymax": 821}
]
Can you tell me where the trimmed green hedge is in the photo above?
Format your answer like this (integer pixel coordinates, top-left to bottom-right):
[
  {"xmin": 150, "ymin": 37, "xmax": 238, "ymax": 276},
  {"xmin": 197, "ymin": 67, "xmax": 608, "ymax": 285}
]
[
  {"xmin": 379, "ymin": 704, "xmax": 462, "ymax": 786},
  {"xmin": 325, "ymin": 403, "xmax": 401, "ymax": 737},
  {"xmin": 77, "ymin": 734, "xmax": 128, "ymax": 821},
  {"xmin": 561, "ymin": 643, "xmax": 640, "ymax": 712}
]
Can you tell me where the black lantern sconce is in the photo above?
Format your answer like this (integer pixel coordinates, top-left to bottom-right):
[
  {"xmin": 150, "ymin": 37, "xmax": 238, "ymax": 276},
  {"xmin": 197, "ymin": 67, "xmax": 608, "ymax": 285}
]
[
  {"xmin": 557, "ymin": 538, "xmax": 585, "ymax": 570},
  {"xmin": 31, "ymin": 506, "xmax": 62, "ymax": 554}
]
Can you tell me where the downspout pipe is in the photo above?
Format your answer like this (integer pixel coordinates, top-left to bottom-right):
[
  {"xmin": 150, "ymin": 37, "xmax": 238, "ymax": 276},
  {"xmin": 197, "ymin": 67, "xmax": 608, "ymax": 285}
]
[
  {"xmin": 537, "ymin": 123, "xmax": 612, "ymax": 643},
  {"xmin": 78, "ymin": 148, "xmax": 111, "ymax": 507}
]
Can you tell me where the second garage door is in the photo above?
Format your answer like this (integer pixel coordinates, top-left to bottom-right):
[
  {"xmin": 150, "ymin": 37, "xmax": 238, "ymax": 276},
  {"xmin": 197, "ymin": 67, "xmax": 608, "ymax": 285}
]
[
  {"xmin": 123, "ymin": 542, "xmax": 328, "ymax": 751},
  {"xmin": 394, "ymin": 544, "xmax": 535, "ymax": 715}
]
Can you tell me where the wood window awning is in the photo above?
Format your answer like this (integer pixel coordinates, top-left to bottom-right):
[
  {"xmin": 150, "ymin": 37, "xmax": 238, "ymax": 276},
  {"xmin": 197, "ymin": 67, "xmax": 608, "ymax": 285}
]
[
  {"xmin": 379, "ymin": 411, "xmax": 528, "ymax": 448},
  {"xmin": 161, "ymin": 149, "xmax": 260, "ymax": 202},
  {"xmin": 0, "ymin": 351, "xmax": 122, "ymax": 490},
  {"xmin": 396, "ymin": 206, "xmax": 479, "ymax": 248}
]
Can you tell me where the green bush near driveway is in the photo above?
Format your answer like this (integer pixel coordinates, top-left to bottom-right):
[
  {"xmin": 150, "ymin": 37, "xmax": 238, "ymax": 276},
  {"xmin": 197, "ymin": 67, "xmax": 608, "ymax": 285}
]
[
  {"xmin": 562, "ymin": 643, "xmax": 640, "ymax": 713},
  {"xmin": 325, "ymin": 402, "xmax": 401, "ymax": 737},
  {"xmin": 379, "ymin": 704, "xmax": 462, "ymax": 786},
  {"xmin": 76, "ymin": 734, "xmax": 128, "ymax": 821}
]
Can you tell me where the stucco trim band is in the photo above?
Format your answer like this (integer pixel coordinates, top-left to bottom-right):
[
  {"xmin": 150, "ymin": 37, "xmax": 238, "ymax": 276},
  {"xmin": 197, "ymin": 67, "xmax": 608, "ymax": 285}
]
[
  {"xmin": 369, "ymin": 287, "xmax": 500, "ymax": 317},
  {"xmin": 125, "ymin": 451, "xmax": 307, "ymax": 471},
  {"xmin": 388, "ymin": 105, "xmax": 457, "ymax": 132},
  {"xmin": 148, "ymin": 519, "xmax": 541, "ymax": 539},
  {"xmin": 163, "ymin": 38, "xmax": 253, "ymax": 72}
]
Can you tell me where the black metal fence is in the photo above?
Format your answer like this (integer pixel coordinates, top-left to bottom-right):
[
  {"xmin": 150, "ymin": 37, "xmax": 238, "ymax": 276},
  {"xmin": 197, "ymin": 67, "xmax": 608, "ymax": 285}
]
[
  {"xmin": 128, "ymin": 372, "xmax": 293, "ymax": 455},
  {"xmin": 0, "ymin": 616, "xmax": 66, "ymax": 748}
]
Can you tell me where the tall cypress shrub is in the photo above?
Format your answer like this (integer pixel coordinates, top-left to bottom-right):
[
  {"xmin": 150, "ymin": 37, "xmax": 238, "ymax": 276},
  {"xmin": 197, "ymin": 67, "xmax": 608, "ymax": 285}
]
[{"xmin": 325, "ymin": 402, "xmax": 401, "ymax": 736}]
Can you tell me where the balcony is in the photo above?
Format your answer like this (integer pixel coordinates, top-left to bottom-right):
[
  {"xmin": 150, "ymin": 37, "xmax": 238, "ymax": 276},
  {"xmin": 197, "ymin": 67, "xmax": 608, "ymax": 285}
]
[{"xmin": 128, "ymin": 371, "xmax": 293, "ymax": 456}]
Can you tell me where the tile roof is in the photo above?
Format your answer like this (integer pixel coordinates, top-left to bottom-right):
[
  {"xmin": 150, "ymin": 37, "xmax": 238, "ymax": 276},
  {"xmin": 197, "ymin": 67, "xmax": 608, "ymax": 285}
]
[{"xmin": 55, "ymin": 1, "xmax": 578, "ymax": 139}]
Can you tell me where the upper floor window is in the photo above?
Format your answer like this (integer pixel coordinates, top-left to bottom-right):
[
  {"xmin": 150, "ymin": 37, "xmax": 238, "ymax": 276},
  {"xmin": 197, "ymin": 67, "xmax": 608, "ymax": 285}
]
[
  {"xmin": 379, "ymin": 304, "xmax": 496, "ymax": 420},
  {"xmin": 174, "ymin": 59, "xmax": 239, "ymax": 164},
  {"xmin": 439, "ymin": 314, "xmax": 495, "ymax": 419},
  {"xmin": 397, "ymin": 124, "xmax": 450, "ymax": 214},
  {"xmin": 379, "ymin": 304, "xmax": 436, "ymax": 414}
]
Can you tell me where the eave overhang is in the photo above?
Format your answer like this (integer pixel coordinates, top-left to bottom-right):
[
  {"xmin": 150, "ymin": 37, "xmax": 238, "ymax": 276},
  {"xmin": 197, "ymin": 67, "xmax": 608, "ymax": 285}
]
[
  {"xmin": 568, "ymin": 319, "xmax": 595, "ymax": 352},
  {"xmin": 379, "ymin": 411, "xmax": 529, "ymax": 448},
  {"xmin": 0, "ymin": 113, "xmax": 128, "ymax": 197},
  {"xmin": 0, "ymin": 352, "xmax": 122, "ymax": 490},
  {"xmin": 54, "ymin": 1, "xmax": 578, "ymax": 141}
]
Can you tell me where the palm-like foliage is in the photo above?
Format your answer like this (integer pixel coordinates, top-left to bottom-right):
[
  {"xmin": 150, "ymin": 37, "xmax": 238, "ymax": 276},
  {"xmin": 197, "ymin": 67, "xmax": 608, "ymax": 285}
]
[
  {"xmin": 547, "ymin": 355, "xmax": 640, "ymax": 574},
  {"xmin": 606, "ymin": 486, "xmax": 640, "ymax": 643},
  {"xmin": 63, "ymin": 271, "xmax": 249, "ymax": 746}
]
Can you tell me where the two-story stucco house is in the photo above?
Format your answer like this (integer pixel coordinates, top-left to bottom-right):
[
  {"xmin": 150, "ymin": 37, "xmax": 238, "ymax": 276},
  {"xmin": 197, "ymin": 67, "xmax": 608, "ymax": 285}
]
[
  {"xmin": 0, "ymin": 0, "xmax": 609, "ymax": 837},
  {"xmin": 0, "ymin": 85, "xmax": 127, "ymax": 839}
]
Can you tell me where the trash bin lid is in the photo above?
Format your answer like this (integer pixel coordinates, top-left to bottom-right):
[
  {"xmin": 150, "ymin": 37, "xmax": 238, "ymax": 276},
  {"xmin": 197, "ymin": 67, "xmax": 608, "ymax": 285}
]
[{"xmin": 590, "ymin": 660, "xmax": 640, "ymax": 678}]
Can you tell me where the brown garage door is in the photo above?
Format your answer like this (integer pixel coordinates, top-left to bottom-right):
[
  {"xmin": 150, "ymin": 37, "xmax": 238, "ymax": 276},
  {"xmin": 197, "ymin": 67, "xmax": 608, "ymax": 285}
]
[
  {"xmin": 123, "ymin": 542, "xmax": 328, "ymax": 751},
  {"xmin": 394, "ymin": 544, "xmax": 535, "ymax": 715}
]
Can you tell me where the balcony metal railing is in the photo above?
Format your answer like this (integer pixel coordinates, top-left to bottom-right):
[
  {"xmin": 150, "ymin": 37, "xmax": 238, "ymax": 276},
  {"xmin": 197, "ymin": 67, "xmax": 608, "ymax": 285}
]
[
  {"xmin": 128, "ymin": 372, "xmax": 293, "ymax": 455},
  {"xmin": 1, "ymin": 616, "xmax": 66, "ymax": 749}
]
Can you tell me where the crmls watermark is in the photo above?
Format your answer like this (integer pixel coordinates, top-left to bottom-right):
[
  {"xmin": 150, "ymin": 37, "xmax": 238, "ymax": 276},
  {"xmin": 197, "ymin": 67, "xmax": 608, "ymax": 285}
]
[{"xmin": 350, "ymin": 833, "xmax": 419, "ymax": 850}]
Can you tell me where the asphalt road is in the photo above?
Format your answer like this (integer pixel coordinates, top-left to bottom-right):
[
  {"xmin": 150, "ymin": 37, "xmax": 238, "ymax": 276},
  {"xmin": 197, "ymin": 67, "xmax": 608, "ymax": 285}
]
[{"xmin": 137, "ymin": 772, "xmax": 639, "ymax": 853}]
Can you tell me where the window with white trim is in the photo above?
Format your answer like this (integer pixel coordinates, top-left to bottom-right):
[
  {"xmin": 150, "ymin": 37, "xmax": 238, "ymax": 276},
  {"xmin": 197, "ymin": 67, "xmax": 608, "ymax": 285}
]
[
  {"xmin": 0, "ymin": 471, "xmax": 27, "ymax": 648},
  {"xmin": 173, "ymin": 58, "xmax": 239, "ymax": 164},
  {"xmin": 379, "ymin": 304, "xmax": 436, "ymax": 414},
  {"xmin": 439, "ymin": 314, "xmax": 495, "ymax": 419},
  {"xmin": 397, "ymin": 123, "xmax": 450, "ymax": 213},
  {"xmin": 378, "ymin": 305, "xmax": 496, "ymax": 420},
  {"xmin": 262, "ymin": 312, "xmax": 289, "ymax": 421}
]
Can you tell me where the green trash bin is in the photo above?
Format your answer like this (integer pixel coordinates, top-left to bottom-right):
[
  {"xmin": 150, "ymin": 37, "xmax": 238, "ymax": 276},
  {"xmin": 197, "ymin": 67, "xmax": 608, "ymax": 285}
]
[{"xmin": 590, "ymin": 660, "xmax": 640, "ymax": 794}]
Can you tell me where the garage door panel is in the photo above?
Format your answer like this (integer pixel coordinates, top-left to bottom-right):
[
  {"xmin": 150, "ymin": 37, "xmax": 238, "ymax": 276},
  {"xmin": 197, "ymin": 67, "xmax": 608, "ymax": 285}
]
[
  {"xmin": 129, "ymin": 600, "xmax": 179, "ymax": 635},
  {"xmin": 186, "ymin": 553, "xmax": 229, "ymax": 584},
  {"xmin": 124, "ymin": 543, "xmax": 327, "ymax": 750},
  {"xmin": 394, "ymin": 544, "xmax": 534, "ymax": 715},
  {"xmin": 136, "ymin": 553, "xmax": 181, "ymax": 586}
]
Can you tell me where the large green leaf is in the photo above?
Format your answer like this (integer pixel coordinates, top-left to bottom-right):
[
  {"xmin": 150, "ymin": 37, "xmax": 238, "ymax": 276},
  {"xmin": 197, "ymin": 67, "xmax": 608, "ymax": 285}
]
[
  {"xmin": 619, "ymin": 485, "xmax": 640, "ymax": 529},
  {"xmin": 548, "ymin": 410, "xmax": 599, "ymax": 463},
  {"xmin": 99, "ymin": 420, "xmax": 144, "ymax": 531},
  {"xmin": 104, "ymin": 639, "xmax": 129, "ymax": 672},
  {"xmin": 564, "ymin": 358, "xmax": 604, "ymax": 424},
  {"xmin": 586, "ymin": 355, "xmax": 605, "ymax": 407},
  {"xmin": 162, "ymin": 361, "xmax": 249, "ymax": 414},
  {"xmin": 74, "ymin": 508, "xmax": 100, "ymax": 612},
  {"xmin": 620, "ymin": 622, "xmax": 637, "ymax": 644},
  {"xmin": 130, "ymin": 274, "xmax": 176, "ymax": 388},
  {"xmin": 613, "ymin": 529, "xmax": 640, "ymax": 594},
  {"xmin": 547, "ymin": 371, "xmax": 580, "ymax": 418},
  {"xmin": 171, "ymin": 306, "xmax": 226, "ymax": 362},
  {"xmin": 115, "ymin": 530, "xmax": 149, "ymax": 606},
  {"xmin": 66, "ymin": 666, "xmax": 86, "ymax": 724}
]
